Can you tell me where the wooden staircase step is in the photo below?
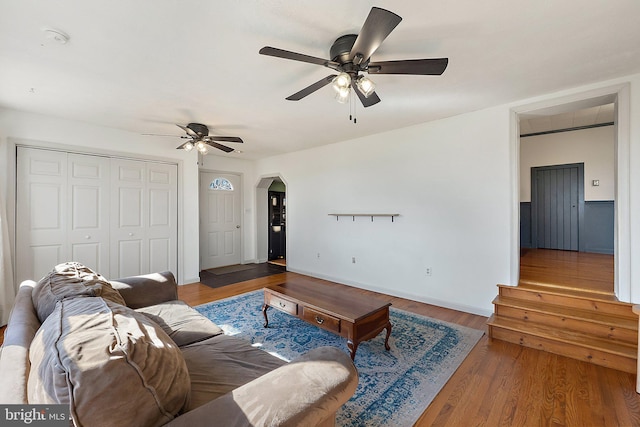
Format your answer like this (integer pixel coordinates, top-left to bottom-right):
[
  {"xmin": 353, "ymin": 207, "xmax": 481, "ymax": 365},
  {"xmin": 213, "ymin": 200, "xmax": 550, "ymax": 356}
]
[
  {"xmin": 497, "ymin": 284, "xmax": 636, "ymax": 319},
  {"xmin": 518, "ymin": 278, "xmax": 616, "ymax": 297},
  {"xmin": 517, "ymin": 281, "xmax": 617, "ymax": 300},
  {"xmin": 487, "ymin": 315, "xmax": 637, "ymax": 373},
  {"xmin": 492, "ymin": 295, "xmax": 638, "ymax": 344}
]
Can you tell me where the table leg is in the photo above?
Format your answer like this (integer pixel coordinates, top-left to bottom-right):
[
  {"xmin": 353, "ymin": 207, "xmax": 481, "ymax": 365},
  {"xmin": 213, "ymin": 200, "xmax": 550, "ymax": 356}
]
[
  {"xmin": 384, "ymin": 321, "xmax": 392, "ymax": 351},
  {"xmin": 262, "ymin": 304, "xmax": 270, "ymax": 328},
  {"xmin": 347, "ymin": 340, "xmax": 359, "ymax": 361}
]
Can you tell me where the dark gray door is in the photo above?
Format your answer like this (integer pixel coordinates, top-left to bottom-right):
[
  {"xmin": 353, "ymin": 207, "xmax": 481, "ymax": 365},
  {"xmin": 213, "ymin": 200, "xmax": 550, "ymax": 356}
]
[{"xmin": 531, "ymin": 163, "xmax": 585, "ymax": 251}]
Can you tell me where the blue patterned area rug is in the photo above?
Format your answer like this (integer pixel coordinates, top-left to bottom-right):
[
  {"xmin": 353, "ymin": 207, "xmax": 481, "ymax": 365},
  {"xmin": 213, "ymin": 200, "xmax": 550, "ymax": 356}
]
[{"xmin": 196, "ymin": 290, "xmax": 484, "ymax": 427}]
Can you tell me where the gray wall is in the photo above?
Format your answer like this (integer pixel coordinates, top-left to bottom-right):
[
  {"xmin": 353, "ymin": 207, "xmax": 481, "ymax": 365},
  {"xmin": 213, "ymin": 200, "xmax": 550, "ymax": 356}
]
[{"xmin": 520, "ymin": 201, "xmax": 614, "ymax": 254}]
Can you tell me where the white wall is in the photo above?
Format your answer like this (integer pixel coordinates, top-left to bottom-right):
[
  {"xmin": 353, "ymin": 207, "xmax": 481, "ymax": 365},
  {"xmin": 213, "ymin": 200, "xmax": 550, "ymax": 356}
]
[
  {"xmin": 256, "ymin": 106, "xmax": 512, "ymax": 316},
  {"xmin": 255, "ymin": 72, "xmax": 640, "ymax": 314},
  {"xmin": 520, "ymin": 126, "xmax": 615, "ymax": 202},
  {"xmin": 0, "ymin": 108, "xmax": 200, "ymax": 285}
]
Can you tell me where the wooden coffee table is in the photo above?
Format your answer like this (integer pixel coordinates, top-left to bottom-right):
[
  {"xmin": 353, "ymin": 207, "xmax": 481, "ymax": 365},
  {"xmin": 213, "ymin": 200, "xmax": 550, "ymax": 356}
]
[{"xmin": 262, "ymin": 280, "xmax": 392, "ymax": 360}]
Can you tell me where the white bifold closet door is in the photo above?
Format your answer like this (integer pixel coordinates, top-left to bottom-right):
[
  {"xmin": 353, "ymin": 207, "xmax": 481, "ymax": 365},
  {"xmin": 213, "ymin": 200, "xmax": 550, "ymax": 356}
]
[
  {"xmin": 16, "ymin": 147, "xmax": 177, "ymax": 283},
  {"xmin": 110, "ymin": 158, "xmax": 177, "ymax": 278}
]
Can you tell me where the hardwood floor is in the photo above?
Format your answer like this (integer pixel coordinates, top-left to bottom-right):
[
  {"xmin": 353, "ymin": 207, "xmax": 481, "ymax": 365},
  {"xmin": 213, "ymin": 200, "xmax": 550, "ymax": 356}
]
[
  {"xmin": 3, "ymin": 269, "xmax": 639, "ymax": 425},
  {"xmin": 520, "ymin": 248, "xmax": 614, "ymax": 296},
  {"xmin": 179, "ymin": 272, "xmax": 640, "ymax": 426}
]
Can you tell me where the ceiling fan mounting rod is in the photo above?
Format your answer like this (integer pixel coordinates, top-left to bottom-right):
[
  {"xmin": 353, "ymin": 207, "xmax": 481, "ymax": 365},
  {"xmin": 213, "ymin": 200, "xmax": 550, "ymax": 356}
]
[
  {"xmin": 186, "ymin": 122, "xmax": 209, "ymax": 137},
  {"xmin": 329, "ymin": 34, "xmax": 358, "ymax": 63}
]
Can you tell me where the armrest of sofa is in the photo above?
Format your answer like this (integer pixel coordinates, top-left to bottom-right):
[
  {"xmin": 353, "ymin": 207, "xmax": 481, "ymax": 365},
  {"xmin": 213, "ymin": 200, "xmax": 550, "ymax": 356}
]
[
  {"xmin": 165, "ymin": 346, "xmax": 358, "ymax": 427},
  {"xmin": 0, "ymin": 281, "xmax": 41, "ymax": 404},
  {"xmin": 110, "ymin": 271, "xmax": 178, "ymax": 308}
]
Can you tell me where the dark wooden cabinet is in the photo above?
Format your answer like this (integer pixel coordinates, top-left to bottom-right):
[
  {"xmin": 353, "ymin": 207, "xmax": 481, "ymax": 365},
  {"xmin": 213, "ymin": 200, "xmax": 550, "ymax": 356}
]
[{"xmin": 268, "ymin": 191, "xmax": 286, "ymax": 260}]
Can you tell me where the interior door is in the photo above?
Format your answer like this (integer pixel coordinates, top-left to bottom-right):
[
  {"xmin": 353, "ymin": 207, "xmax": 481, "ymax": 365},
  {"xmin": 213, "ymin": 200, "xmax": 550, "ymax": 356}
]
[
  {"xmin": 146, "ymin": 162, "xmax": 178, "ymax": 274},
  {"xmin": 16, "ymin": 147, "xmax": 68, "ymax": 283},
  {"xmin": 199, "ymin": 172, "xmax": 241, "ymax": 270},
  {"xmin": 531, "ymin": 163, "xmax": 585, "ymax": 251},
  {"xmin": 109, "ymin": 159, "xmax": 178, "ymax": 278},
  {"xmin": 68, "ymin": 153, "xmax": 110, "ymax": 274},
  {"xmin": 111, "ymin": 159, "xmax": 146, "ymax": 278}
]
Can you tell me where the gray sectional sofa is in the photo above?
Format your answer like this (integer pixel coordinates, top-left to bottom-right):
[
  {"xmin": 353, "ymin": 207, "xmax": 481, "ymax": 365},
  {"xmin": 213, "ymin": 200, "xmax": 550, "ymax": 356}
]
[{"xmin": 0, "ymin": 262, "xmax": 358, "ymax": 426}]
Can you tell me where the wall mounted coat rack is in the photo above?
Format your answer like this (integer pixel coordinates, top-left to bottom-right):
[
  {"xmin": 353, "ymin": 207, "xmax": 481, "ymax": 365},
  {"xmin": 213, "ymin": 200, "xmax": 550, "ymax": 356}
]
[{"xmin": 328, "ymin": 214, "xmax": 400, "ymax": 222}]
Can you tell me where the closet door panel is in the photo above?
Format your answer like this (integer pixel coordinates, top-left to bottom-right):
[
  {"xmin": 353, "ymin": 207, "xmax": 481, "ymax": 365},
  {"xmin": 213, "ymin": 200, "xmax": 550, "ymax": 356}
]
[
  {"xmin": 146, "ymin": 163, "xmax": 177, "ymax": 274},
  {"xmin": 17, "ymin": 148, "xmax": 178, "ymax": 283},
  {"xmin": 68, "ymin": 153, "xmax": 110, "ymax": 274},
  {"xmin": 117, "ymin": 239, "xmax": 143, "ymax": 278},
  {"xmin": 16, "ymin": 148, "xmax": 68, "ymax": 283},
  {"xmin": 111, "ymin": 159, "xmax": 147, "ymax": 278},
  {"xmin": 71, "ymin": 242, "xmax": 101, "ymax": 270},
  {"xmin": 149, "ymin": 238, "xmax": 171, "ymax": 273}
]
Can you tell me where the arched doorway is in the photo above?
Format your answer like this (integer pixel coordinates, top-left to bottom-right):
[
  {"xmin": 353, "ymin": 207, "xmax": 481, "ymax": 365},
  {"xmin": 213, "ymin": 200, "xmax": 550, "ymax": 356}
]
[{"xmin": 256, "ymin": 175, "xmax": 287, "ymax": 266}]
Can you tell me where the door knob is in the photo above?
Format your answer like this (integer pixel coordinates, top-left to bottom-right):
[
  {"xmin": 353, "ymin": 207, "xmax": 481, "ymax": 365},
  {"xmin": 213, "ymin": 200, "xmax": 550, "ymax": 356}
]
[
  {"xmin": 128, "ymin": 232, "xmax": 134, "ymax": 236},
  {"xmin": 85, "ymin": 235, "xmax": 91, "ymax": 239},
  {"xmin": 236, "ymin": 225, "xmax": 241, "ymax": 229}
]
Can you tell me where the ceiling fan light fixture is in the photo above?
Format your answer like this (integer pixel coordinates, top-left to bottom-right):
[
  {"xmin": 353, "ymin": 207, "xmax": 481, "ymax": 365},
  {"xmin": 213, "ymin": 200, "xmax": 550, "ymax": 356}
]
[
  {"xmin": 335, "ymin": 86, "xmax": 350, "ymax": 104},
  {"xmin": 149, "ymin": 123, "xmax": 242, "ymax": 154},
  {"xmin": 332, "ymin": 72, "xmax": 351, "ymax": 92},
  {"xmin": 356, "ymin": 76, "xmax": 376, "ymax": 98}
]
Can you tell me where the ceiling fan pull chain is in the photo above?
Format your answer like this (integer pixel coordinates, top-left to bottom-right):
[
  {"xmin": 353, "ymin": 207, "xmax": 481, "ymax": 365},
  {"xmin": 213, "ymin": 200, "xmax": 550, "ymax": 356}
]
[
  {"xmin": 349, "ymin": 88, "xmax": 353, "ymax": 121},
  {"xmin": 353, "ymin": 91, "xmax": 357, "ymax": 124}
]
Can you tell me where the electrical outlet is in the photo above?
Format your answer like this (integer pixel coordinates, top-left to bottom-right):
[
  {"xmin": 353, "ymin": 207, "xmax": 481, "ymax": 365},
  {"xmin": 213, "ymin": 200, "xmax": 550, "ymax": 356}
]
[
  {"xmin": 426, "ymin": 267, "xmax": 432, "ymax": 276},
  {"xmin": 352, "ymin": 257, "xmax": 356, "ymax": 264}
]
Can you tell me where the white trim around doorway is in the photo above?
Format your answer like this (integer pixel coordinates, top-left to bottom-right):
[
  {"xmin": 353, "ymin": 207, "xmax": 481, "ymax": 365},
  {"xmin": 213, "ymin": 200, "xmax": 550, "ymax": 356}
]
[{"xmin": 509, "ymin": 82, "xmax": 631, "ymax": 302}]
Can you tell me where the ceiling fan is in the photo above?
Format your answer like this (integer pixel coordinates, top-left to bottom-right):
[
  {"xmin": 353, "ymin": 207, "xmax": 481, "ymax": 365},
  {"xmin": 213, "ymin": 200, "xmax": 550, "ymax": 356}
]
[
  {"xmin": 146, "ymin": 123, "xmax": 243, "ymax": 154},
  {"xmin": 259, "ymin": 7, "xmax": 448, "ymax": 108}
]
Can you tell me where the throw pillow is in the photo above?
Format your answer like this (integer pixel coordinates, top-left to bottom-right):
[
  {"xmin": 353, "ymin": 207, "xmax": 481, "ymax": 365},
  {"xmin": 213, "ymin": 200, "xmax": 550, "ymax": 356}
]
[
  {"xmin": 31, "ymin": 262, "xmax": 126, "ymax": 322},
  {"xmin": 136, "ymin": 300, "xmax": 224, "ymax": 347}
]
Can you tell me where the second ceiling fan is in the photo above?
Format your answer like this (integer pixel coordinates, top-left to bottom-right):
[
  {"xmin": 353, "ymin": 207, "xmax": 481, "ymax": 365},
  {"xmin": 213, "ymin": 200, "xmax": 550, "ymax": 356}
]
[
  {"xmin": 259, "ymin": 7, "xmax": 448, "ymax": 108},
  {"xmin": 174, "ymin": 123, "xmax": 243, "ymax": 154}
]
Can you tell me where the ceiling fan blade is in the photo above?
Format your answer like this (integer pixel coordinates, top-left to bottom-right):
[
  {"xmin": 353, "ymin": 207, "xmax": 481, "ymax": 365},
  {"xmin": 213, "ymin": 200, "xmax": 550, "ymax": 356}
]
[
  {"xmin": 259, "ymin": 46, "xmax": 338, "ymax": 68},
  {"xmin": 203, "ymin": 136, "xmax": 244, "ymax": 143},
  {"xmin": 286, "ymin": 75, "xmax": 337, "ymax": 101},
  {"xmin": 176, "ymin": 140, "xmax": 196, "ymax": 150},
  {"xmin": 176, "ymin": 124, "xmax": 198, "ymax": 138},
  {"xmin": 368, "ymin": 58, "xmax": 449, "ymax": 75},
  {"xmin": 206, "ymin": 141, "xmax": 236, "ymax": 153},
  {"xmin": 349, "ymin": 7, "xmax": 402, "ymax": 63},
  {"xmin": 351, "ymin": 81, "xmax": 381, "ymax": 108},
  {"xmin": 143, "ymin": 133, "xmax": 189, "ymax": 139}
]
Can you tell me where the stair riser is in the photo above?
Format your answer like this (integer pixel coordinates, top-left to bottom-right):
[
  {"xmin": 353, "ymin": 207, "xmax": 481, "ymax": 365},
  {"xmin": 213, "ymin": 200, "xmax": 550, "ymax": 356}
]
[
  {"xmin": 489, "ymin": 325, "xmax": 636, "ymax": 374},
  {"xmin": 495, "ymin": 305, "xmax": 638, "ymax": 345},
  {"xmin": 498, "ymin": 286, "xmax": 635, "ymax": 319}
]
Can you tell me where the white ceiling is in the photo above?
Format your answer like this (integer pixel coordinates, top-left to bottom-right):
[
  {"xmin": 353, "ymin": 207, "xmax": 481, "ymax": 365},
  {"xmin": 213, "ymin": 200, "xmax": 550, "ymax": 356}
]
[
  {"xmin": 520, "ymin": 103, "xmax": 615, "ymax": 135},
  {"xmin": 1, "ymin": 1, "xmax": 639, "ymax": 159}
]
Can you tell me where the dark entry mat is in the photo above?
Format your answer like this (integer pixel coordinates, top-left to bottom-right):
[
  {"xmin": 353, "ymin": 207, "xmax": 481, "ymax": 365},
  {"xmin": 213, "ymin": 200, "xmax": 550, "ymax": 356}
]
[{"xmin": 200, "ymin": 263, "xmax": 286, "ymax": 288}]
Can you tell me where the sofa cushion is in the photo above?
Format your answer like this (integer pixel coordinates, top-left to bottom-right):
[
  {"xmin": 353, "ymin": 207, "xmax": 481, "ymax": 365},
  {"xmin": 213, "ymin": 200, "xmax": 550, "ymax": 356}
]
[
  {"xmin": 136, "ymin": 300, "xmax": 224, "ymax": 347},
  {"xmin": 31, "ymin": 262, "xmax": 126, "ymax": 322},
  {"xmin": 28, "ymin": 297, "xmax": 191, "ymax": 427},
  {"xmin": 180, "ymin": 334, "xmax": 286, "ymax": 411}
]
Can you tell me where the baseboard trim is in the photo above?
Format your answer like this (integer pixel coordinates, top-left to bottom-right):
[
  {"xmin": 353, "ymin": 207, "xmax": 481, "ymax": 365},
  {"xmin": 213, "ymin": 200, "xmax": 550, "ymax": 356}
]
[
  {"xmin": 287, "ymin": 267, "xmax": 493, "ymax": 318},
  {"xmin": 181, "ymin": 277, "xmax": 201, "ymax": 286}
]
